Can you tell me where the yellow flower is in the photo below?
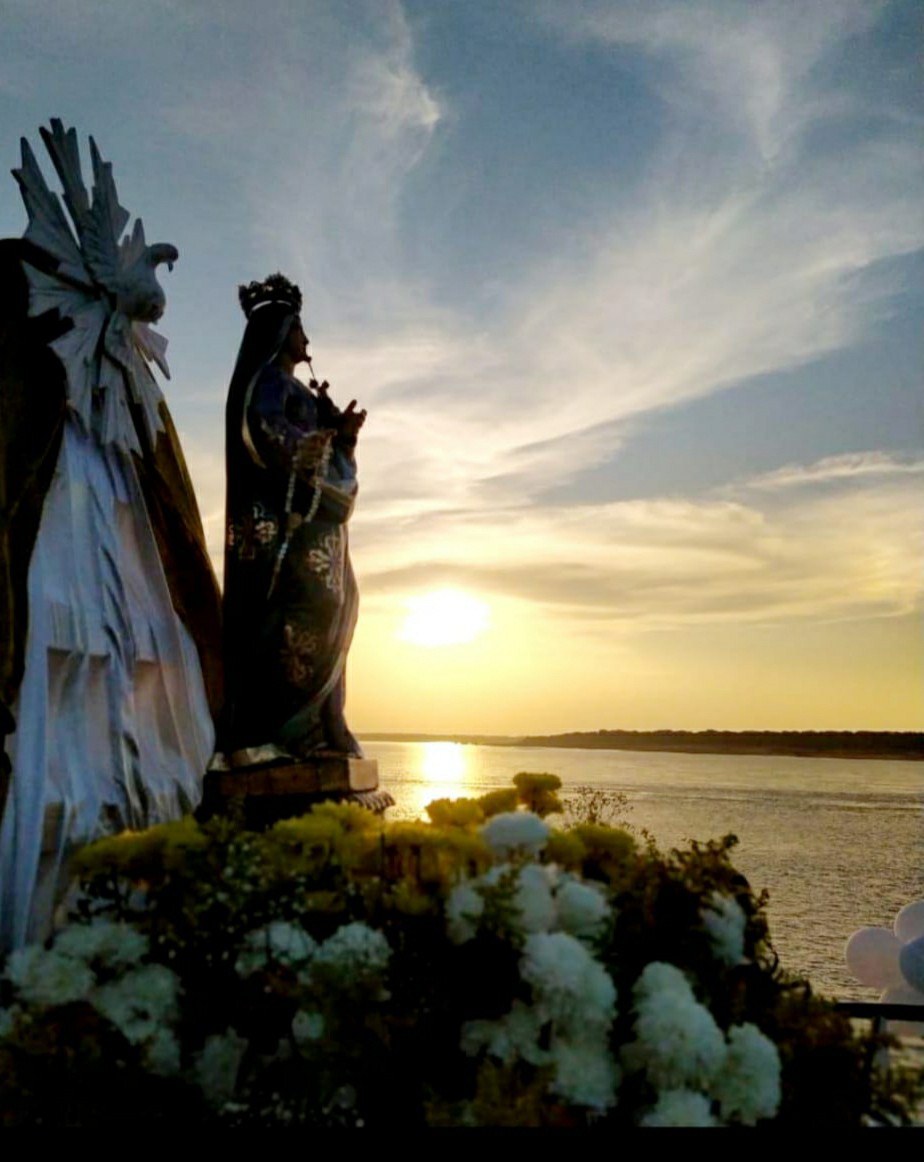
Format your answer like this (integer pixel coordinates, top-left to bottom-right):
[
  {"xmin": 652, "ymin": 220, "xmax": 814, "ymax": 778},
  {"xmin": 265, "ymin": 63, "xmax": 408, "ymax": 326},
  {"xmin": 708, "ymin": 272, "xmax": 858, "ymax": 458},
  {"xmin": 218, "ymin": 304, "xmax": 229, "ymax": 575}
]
[
  {"xmin": 308, "ymin": 800, "xmax": 384, "ymax": 834},
  {"xmin": 265, "ymin": 816, "xmax": 350, "ymax": 884},
  {"xmin": 513, "ymin": 772, "xmax": 562, "ymax": 794},
  {"xmin": 439, "ymin": 829, "xmax": 493, "ymax": 875},
  {"xmin": 572, "ymin": 823, "xmax": 635, "ymax": 855},
  {"xmin": 513, "ymin": 773, "xmax": 564, "ymax": 817},
  {"xmin": 386, "ymin": 879, "xmax": 437, "ymax": 916},
  {"xmin": 337, "ymin": 830, "xmax": 385, "ymax": 877},
  {"xmin": 377, "ymin": 822, "xmax": 492, "ymax": 887},
  {"xmin": 478, "ymin": 789, "xmax": 518, "ymax": 818},
  {"xmin": 386, "ymin": 821, "xmax": 435, "ymax": 847},
  {"xmin": 301, "ymin": 890, "xmax": 347, "ymax": 914},
  {"xmin": 571, "ymin": 823, "xmax": 636, "ymax": 882},
  {"xmin": 75, "ymin": 817, "xmax": 207, "ymax": 878},
  {"xmin": 426, "ymin": 798, "xmax": 485, "ymax": 828},
  {"xmin": 545, "ymin": 829, "xmax": 587, "ymax": 869},
  {"xmin": 271, "ymin": 814, "xmax": 343, "ymax": 850}
]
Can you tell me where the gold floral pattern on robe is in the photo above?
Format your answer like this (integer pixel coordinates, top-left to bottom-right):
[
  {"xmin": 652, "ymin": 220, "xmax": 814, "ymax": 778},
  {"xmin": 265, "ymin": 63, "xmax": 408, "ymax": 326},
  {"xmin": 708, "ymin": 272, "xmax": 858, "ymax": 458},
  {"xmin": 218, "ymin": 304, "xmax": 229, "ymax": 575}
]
[
  {"xmin": 305, "ymin": 529, "xmax": 344, "ymax": 596},
  {"xmin": 280, "ymin": 623, "xmax": 322, "ymax": 687}
]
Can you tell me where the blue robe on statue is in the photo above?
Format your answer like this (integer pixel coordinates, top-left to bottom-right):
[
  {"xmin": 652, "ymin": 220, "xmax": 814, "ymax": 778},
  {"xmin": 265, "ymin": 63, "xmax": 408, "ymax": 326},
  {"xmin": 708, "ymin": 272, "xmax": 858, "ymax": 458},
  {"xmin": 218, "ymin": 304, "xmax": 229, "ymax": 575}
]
[{"xmin": 222, "ymin": 362, "xmax": 362, "ymax": 759}]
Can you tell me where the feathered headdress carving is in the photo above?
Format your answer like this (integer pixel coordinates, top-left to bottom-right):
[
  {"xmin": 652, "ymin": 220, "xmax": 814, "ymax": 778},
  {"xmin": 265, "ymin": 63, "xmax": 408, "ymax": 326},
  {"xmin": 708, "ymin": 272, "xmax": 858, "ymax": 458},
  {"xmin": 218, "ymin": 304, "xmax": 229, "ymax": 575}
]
[{"xmin": 12, "ymin": 119, "xmax": 178, "ymax": 453}]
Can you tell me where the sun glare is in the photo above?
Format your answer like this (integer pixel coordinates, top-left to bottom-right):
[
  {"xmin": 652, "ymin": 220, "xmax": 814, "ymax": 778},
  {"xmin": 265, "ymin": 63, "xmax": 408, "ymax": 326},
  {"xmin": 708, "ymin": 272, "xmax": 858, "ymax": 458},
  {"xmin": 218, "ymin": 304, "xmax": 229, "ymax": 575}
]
[
  {"xmin": 420, "ymin": 741, "xmax": 467, "ymax": 784},
  {"xmin": 398, "ymin": 589, "xmax": 490, "ymax": 647}
]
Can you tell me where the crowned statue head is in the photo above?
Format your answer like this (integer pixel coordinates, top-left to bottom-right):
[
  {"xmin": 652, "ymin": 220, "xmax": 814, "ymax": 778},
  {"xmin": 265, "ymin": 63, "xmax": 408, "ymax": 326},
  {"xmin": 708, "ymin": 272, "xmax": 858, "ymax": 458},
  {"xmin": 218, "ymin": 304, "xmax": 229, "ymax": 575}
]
[{"xmin": 230, "ymin": 272, "xmax": 310, "ymax": 396}]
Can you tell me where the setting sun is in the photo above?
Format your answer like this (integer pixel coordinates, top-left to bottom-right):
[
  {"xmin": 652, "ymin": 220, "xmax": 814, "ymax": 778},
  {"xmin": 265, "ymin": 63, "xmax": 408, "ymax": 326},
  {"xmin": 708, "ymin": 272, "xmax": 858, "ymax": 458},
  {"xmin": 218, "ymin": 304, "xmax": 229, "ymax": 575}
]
[{"xmin": 398, "ymin": 589, "xmax": 490, "ymax": 647}]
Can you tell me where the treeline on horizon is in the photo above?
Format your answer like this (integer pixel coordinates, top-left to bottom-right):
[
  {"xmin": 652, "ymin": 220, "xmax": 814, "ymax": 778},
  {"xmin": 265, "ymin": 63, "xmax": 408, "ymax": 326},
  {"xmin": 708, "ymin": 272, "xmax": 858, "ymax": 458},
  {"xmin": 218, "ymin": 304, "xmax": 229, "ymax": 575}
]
[
  {"xmin": 512, "ymin": 729, "xmax": 924, "ymax": 759},
  {"xmin": 364, "ymin": 729, "xmax": 924, "ymax": 759}
]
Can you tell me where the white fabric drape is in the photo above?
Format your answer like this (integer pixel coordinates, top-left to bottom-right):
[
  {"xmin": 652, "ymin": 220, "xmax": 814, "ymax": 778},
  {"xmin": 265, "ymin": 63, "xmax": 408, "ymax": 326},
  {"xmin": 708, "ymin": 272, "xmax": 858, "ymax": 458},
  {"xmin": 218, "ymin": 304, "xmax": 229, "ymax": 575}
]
[{"xmin": 0, "ymin": 417, "xmax": 213, "ymax": 948}]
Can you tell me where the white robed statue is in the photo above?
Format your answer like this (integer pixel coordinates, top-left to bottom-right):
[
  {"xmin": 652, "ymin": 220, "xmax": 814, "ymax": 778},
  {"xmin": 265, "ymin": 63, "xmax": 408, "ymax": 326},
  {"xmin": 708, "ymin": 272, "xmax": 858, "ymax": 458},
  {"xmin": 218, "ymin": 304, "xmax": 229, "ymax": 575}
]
[{"xmin": 0, "ymin": 122, "xmax": 222, "ymax": 948}]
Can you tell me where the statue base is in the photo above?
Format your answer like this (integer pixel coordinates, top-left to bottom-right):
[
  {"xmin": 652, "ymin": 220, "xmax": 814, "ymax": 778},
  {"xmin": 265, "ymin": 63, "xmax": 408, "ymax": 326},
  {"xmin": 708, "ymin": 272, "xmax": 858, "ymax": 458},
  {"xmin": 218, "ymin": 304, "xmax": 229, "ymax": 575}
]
[{"xmin": 198, "ymin": 756, "xmax": 393, "ymax": 828}]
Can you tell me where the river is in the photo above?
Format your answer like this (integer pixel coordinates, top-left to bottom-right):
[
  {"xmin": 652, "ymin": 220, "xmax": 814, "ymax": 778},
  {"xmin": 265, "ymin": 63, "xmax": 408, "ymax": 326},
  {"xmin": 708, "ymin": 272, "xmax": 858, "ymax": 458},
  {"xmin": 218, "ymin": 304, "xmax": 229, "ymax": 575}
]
[{"xmin": 363, "ymin": 739, "xmax": 923, "ymax": 1001}]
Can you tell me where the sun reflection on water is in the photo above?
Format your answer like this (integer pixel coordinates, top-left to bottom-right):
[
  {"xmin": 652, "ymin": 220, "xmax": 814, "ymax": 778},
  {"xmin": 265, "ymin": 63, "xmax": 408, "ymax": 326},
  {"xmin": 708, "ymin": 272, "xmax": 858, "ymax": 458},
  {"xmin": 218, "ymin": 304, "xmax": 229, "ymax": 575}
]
[{"xmin": 411, "ymin": 741, "xmax": 471, "ymax": 817}]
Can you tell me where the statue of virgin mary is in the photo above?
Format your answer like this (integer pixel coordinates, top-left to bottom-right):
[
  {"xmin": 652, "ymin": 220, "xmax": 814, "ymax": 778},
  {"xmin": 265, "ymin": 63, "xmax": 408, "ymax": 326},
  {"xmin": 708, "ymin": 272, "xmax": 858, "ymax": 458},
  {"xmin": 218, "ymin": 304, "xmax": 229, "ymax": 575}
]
[
  {"xmin": 0, "ymin": 123, "xmax": 221, "ymax": 948},
  {"xmin": 219, "ymin": 274, "xmax": 365, "ymax": 767}
]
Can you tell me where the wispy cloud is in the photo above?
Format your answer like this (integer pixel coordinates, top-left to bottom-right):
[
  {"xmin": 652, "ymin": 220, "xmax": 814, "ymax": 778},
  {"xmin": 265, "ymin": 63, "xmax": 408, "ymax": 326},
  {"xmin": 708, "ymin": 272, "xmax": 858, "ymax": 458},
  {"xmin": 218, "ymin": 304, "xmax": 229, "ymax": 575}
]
[
  {"xmin": 742, "ymin": 451, "xmax": 924, "ymax": 492},
  {"xmin": 537, "ymin": 0, "xmax": 886, "ymax": 160},
  {"xmin": 356, "ymin": 453, "xmax": 923, "ymax": 630},
  {"xmin": 261, "ymin": 0, "xmax": 923, "ymax": 528}
]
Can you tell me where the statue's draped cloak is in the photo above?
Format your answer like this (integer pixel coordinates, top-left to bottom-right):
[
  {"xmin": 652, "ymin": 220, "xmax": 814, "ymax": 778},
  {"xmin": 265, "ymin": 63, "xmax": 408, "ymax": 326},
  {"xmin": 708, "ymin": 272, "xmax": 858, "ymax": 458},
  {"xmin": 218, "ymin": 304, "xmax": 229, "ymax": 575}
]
[
  {"xmin": 222, "ymin": 354, "xmax": 361, "ymax": 759},
  {"xmin": 0, "ymin": 240, "xmax": 222, "ymax": 945}
]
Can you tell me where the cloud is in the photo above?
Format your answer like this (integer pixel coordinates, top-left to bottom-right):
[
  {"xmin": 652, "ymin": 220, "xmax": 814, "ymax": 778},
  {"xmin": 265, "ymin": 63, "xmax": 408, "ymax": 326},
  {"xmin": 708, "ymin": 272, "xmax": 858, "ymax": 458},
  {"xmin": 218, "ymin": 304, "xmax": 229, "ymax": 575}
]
[
  {"xmin": 355, "ymin": 452, "xmax": 924, "ymax": 630},
  {"xmin": 537, "ymin": 0, "xmax": 883, "ymax": 160},
  {"xmin": 314, "ymin": 1, "xmax": 924, "ymax": 525},
  {"xmin": 166, "ymin": 0, "xmax": 447, "ymax": 327},
  {"xmin": 742, "ymin": 451, "xmax": 924, "ymax": 492}
]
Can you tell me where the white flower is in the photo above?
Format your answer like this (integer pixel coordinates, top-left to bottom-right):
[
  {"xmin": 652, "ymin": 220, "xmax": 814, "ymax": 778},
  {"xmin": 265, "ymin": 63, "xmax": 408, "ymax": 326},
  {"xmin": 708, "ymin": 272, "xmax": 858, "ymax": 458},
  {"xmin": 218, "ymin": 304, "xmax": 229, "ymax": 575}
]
[
  {"xmin": 462, "ymin": 932, "xmax": 619, "ymax": 1113},
  {"xmin": 625, "ymin": 962, "xmax": 726, "ymax": 1089},
  {"xmin": 461, "ymin": 1001, "xmax": 548, "ymax": 1067},
  {"xmin": 513, "ymin": 864, "xmax": 557, "ymax": 934},
  {"xmin": 480, "ymin": 862, "xmax": 511, "ymax": 887},
  {"xmin": 712, "ymin": 1023, "xmax": 782, "ymax": 1125},
  {"xmin": 55, "ymin": 919, "xmax": 149, "ymax": 969},
  {"xmin": 5, "ymin": 946, "xmax": 95, "ymax": 1008},
  {"xmin": 236, "ymin": 922, "xmax": 317, "ymax": 977},
  {"xmin": 481, "ymin": 812, "xmax": 549, "ymax": 857},
  {"xmin": 446, "ymin": 882, "xmax": 485, "ymax": 944},
  {"xmin": 550, "ymin": 1037, "xmax": 620, "ymax": 1111},
  {"xmin": 520, "ymin": 932, "xmax": 616, "ymax": 1034},
  {"xmin": 267, "ymin": 921, "xmax": 316, "ymax": 962},
  {"xmin": 144, "ymin": 1027, "xmax": 182, "ymax": 1076},
  {"xmin": 93, "ymin": 964, "xmax": 181, "ymax": 1044},
  {"xmin": 703, "ymin": 894, "xmax": 747, "ymax": 967},
  {"xmin": 634, "ymin": 961, "xmax": 695, "ymax": 1002},
  {"xmin": 314, "ymin": 922, "xmax": 390, "ymax": 982},
  {"xmin": 555, "ymin": 878, "xmax": 611, "ymax": 940},
  {"xmin": 640, "ymin": 1089, "xmax": 718, "ymax": 1127},
  {"xmin": 292, "ymin": 1010, "xmax": 325, "ymax": 1045},
  {"xmin": 196, "ymin": 1029, "xmax": 248, "ymax": 1105}
]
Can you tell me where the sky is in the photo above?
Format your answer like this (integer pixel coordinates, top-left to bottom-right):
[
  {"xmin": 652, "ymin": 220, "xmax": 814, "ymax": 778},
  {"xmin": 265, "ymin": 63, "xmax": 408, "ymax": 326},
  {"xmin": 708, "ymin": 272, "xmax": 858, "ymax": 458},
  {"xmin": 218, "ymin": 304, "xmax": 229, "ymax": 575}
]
[{"xmin": 1, "ymin": 0, "xmax": 922, "ymax": 735}]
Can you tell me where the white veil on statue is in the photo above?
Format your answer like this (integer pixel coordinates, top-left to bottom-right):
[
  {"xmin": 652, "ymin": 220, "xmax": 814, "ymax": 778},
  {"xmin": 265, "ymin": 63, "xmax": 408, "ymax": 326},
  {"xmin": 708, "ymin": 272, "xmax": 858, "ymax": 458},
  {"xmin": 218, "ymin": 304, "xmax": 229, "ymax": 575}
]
[{"xmin": 0, "ymin": 122, "xmax": 221, "ymax": 949}]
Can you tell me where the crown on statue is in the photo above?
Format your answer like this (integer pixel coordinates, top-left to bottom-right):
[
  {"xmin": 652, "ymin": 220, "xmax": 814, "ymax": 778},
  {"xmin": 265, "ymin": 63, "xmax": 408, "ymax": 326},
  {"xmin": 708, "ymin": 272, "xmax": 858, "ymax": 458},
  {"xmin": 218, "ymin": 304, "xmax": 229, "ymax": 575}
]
[{"xmin": 239, "ymin": 272, "xmax": 303, "ymax": 319}]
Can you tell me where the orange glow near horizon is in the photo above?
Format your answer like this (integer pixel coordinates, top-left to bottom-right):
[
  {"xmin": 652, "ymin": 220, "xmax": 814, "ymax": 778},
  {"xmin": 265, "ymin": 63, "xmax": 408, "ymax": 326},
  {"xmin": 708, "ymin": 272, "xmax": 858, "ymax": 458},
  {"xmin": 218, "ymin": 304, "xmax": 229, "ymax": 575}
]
[{"xmin": 346, "ymin": 590, "xmax": 923, "ymax": 736}]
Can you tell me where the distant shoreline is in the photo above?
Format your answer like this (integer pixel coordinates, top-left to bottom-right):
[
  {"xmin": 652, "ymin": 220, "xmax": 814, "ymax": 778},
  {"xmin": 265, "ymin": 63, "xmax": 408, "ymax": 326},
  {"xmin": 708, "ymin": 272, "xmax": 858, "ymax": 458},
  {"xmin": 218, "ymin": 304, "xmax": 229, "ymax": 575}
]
[{"xmin": 361, "ymin": 730, "xmax": 924, "ymax": 762}]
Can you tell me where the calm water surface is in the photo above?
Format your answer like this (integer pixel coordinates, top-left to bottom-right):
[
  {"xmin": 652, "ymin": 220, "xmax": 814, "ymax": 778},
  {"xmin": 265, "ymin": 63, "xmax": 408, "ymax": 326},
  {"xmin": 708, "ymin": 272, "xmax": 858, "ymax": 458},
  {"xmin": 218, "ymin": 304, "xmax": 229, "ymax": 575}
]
[{"xmin": 362, "ymin": 740, "xmax": 923, "ymax": 1000}]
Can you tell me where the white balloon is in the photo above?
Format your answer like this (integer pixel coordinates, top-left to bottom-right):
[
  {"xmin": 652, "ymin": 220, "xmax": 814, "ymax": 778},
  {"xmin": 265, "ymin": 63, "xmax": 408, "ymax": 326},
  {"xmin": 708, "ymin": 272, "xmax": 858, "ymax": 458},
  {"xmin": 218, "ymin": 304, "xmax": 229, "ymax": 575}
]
[
  {"xmin": 894, "ymin": 900, "xmax": 924, "ymax": 945},
  {"xmin": 880, "ymin": 986, "xmax": 924, "ymax": 1037},
  {"xmin": 845, "ymin": 927, "xmax": 904, "ymax": 988},
  {"xmin": 899, "ymin": 935, "xmax": 924, "ymax": 994}
]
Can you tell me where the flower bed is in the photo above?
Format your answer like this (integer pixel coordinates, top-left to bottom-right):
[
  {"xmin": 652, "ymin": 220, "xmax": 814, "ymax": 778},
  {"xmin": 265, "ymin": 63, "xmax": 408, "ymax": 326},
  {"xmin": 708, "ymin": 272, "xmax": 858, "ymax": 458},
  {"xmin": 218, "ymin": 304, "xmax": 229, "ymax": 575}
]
[{"xmin": 0, "ymin": 774, "xmax": 918, "ymax": 1127}]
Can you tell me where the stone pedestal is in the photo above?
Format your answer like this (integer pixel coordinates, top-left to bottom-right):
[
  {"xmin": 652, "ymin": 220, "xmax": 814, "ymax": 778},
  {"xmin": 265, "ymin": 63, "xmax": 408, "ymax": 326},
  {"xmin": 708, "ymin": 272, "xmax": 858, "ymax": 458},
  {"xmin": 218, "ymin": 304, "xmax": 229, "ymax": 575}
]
[{"xmin": 198, "ymin": 756, "xmax": 393, "ymax": 828}]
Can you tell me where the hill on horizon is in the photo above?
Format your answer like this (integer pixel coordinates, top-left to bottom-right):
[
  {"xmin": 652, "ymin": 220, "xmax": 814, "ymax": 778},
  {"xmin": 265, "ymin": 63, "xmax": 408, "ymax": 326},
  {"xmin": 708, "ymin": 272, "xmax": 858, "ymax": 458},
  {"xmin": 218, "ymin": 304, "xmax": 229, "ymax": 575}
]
[{"xmin": 361, "ymin": 728, "xmax": 924, "ymax": 760}]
